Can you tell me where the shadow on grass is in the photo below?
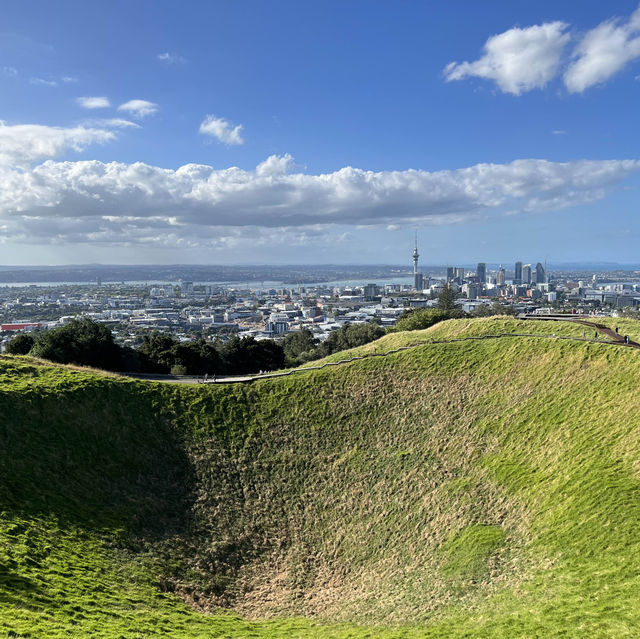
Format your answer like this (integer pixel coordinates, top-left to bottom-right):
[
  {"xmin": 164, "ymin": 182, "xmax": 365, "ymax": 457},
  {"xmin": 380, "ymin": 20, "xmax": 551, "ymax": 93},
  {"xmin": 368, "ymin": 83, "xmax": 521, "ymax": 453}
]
[
  {"xmin": 0, "ymin": 377, "xmax": 195, "ymax": 541},
  {"xmin": 0, "ymin": 565, "xmax": 45, "ymax": 608}
]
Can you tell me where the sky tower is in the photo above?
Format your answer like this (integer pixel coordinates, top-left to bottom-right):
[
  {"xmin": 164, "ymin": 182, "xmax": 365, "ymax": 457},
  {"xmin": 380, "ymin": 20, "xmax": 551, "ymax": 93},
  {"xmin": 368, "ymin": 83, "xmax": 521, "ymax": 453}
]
[{"xmin": 412, "ymin": 232, "xmax": 423, "ymax": 290}]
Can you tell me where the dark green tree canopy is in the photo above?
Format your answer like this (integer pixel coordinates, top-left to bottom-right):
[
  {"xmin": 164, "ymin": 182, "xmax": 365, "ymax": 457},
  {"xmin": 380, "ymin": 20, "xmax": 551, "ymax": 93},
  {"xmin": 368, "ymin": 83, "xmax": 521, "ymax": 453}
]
[
  {"xmin": 316, "ymin": 322, "xmax": 385, "ymax": 358},
  {"xmin": 29, "ymin": 318, "xmax": 124, "ymax": 371},
  {"xmin": 5, "ymin": 333, "xmax": 35, "ymax": 355},
  {"xmin": 282, "ymin": 328, "xmax": 318, "ymax": 365},
  {"xmin": 437, "ymin": 285, "xmax": 458, "ymax": 311}
]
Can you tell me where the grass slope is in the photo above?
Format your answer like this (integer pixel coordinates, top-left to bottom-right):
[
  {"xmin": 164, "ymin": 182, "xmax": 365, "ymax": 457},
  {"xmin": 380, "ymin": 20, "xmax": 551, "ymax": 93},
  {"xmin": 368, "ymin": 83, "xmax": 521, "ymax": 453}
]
[{"xmin": 2, "ymin": 317, "xmax": 640, "ymax": 637}]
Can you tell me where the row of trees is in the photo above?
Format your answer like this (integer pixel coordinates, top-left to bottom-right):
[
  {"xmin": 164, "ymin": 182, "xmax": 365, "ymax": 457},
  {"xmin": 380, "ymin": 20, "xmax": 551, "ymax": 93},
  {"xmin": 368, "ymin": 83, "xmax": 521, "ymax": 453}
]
[
  {"xmin": 5, "ymin": 286, "xmax": 509, "ymax": 374},
  {"xmin": 5, "ymin": 319, "xmax": 287, "ymax": 375},
  {"xmin": 5, "ymin": 317, "xmax": 386, "ymax": 375}
]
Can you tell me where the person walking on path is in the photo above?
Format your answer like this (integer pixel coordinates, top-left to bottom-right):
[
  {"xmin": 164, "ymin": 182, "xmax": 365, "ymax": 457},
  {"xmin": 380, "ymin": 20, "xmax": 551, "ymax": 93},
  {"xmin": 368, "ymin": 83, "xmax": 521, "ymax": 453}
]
[
  {"xmin": 595, "ymin": 330, "xmax": 598, "ymax": 340},
  {"xmin": 625, "ymin": 335, "xmax": 630, "ymax": 344}
]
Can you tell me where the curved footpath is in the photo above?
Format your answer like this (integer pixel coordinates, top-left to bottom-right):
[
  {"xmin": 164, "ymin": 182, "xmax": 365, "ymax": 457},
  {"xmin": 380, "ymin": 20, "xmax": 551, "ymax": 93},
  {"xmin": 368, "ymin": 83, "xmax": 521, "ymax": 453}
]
[{"xmin": 124, "ymin": 316, "xmax": 640, "ymax": 385}]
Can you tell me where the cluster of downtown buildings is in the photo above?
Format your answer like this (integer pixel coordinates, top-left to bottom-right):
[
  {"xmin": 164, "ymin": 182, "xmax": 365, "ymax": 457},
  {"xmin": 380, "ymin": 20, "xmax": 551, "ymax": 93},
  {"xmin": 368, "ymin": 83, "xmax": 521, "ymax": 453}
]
[{"xmin": 415, "ymin": 260, "xmax": 547, "ymax": 300}]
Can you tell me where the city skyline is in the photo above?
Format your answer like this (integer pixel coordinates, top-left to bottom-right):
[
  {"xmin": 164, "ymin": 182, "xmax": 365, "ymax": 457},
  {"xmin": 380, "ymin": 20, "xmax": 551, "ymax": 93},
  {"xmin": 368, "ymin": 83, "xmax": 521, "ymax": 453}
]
[{"xmin": 1, "ymin": 1, "xmax": 640, "ymax": 265}]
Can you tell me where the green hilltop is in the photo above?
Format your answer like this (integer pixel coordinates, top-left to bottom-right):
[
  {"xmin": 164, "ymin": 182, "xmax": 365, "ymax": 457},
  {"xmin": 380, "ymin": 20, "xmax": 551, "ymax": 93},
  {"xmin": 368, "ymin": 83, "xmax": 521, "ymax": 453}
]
[{"xmin": 2, "ymin": 317, "xmax": 640, "ymax": 637}]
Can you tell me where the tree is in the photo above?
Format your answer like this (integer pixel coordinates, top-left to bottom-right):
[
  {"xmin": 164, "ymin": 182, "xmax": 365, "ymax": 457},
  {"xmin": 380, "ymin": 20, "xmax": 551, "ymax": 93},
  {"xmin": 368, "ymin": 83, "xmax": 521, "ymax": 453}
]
[
  {"xmin": 437, "ymin": 285, "xmax": 458, "ymax": 311},
  {"xmin": 30, "ymin": 318, "xmax": 123, "ymax": 371},
  {"xmin": 489, "ymin": 300, "xmax": 513, "ymax": 316},
  {"xmin": 218, "ymin": 336, "xmax": 285, "ymax": 374},
  {"xmin": 469, "ymin": 301, "xmax": 512, "ymax": 318},
  {"xmin": 137, "ymin": 333, "xmax": 179, "ymax": 373},
  {"xmin": 470, "ymin": 304, "xmax": 494, "ymax": 317},
  {"xmin": 5, "ymin": 333, "xmax": 35, "ymax": 355},
  {"xmin": 282, "ymin": 328, "xmax": 318, "ymax": 365},
  {"xmin": 316, "ymin": 322, "xmax": 385, "ymax": 358},
  {"xmin": 172, "ymin": 340, "xmax": 223, "ymax": 375}
]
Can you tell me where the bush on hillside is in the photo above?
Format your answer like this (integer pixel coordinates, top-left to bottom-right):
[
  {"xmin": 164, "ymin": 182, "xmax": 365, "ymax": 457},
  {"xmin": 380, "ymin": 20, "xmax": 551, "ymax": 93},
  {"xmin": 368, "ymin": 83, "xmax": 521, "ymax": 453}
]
[
  {"xmin": 391, "ymin": 308, "xmax": 466, "ymax": 332},
  {"xmin": 316, "ymin": 322, "xmax": 385, "ymax": 358},
  {"xmin": 5, "ymin": 333, "xmax": 35, "ymax": 355},
  {"xmin": 29, "ymin": 318, "xmax": 124, "ymax": 371}
]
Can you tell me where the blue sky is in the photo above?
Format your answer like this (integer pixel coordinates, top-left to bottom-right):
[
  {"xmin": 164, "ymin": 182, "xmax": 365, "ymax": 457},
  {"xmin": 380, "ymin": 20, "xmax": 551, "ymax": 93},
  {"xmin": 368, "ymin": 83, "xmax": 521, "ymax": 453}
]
[{"xmin": 1, "ymin": 0, "xmax": 640, "ymax": 265}]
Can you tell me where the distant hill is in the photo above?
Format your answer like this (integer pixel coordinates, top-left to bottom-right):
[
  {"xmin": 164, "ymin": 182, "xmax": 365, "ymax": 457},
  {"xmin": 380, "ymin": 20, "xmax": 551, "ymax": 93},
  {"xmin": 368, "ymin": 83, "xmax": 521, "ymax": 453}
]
[{"xmin": 2, "ymin": 317, "xmax": 640, "ymax": 637}]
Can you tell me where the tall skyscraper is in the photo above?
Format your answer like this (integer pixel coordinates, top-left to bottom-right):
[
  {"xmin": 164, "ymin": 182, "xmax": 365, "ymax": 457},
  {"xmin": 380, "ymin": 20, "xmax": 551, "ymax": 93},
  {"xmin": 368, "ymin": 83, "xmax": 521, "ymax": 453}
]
[
  {"xmin": 497, "ymin": 266, "xmax": 506, "ymax": 286},
  {"xmin": 477, "ymin": 262, "xmax": 486, "ymax": 284},
  {"xmin": 535, "ymin": 262, "xmax": 546, "ymax": 285},
  {"xmin": 514, "ymin": 261, "xmax": 523, "ymax": 285},
  {"xmin": 523, "ymin": 264, "xmax": 532, "ymax": 285},
  {"xmin": 446, "ymin": 266, "xmax": 455, "ymax": 281},
  {"xmin": 455, "ymin": 267, "xmax": 465, "ymax": 282}
]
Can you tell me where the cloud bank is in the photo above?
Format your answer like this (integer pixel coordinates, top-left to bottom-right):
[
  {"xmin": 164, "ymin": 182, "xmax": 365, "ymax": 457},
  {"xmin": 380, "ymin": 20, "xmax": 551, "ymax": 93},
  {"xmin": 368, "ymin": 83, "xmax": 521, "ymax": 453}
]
[{"xmin": 0, "ymin": 121, "xmax": 638, "ymax": 248}]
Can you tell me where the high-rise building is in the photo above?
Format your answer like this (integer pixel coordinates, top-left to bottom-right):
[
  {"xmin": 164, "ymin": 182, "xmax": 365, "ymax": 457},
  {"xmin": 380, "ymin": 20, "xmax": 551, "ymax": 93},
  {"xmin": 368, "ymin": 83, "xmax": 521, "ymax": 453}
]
[
  {"xmin": 523, "ymin": 264, "xmax": 532, "ymax": 285},
  {"xmin": 464, "ymin": 283, "xmax": 479, "ymax": 299},
  {"xmin": 363, "ymin": 283, "xmax": 379, "ymax": 300},
  {"xmin": 535, "ymin": 262, "xmax": 546, "ymax": 285},
  {"xmin": 446, "ymin": 266, "xmax": 455, "ymax": 281},
  {"xmin": 497, "ymin": 266, "xmax": 506, "ymax": 286},
  {"xmin": 477, "ymin": 262, "xmax": 486, "ymax": 284},
  {"xmin": 455, "ymin": 267, "xmax": 465, "ymax": 282},
  {"xmin": 514, "ymin": 261, "xmax": 523, "ymax": 285}
]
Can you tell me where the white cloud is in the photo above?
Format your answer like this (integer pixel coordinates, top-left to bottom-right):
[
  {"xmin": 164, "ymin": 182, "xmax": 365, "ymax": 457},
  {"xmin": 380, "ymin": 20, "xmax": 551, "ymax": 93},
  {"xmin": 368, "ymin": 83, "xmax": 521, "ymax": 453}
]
[
  {"xmin": 30, "ymin": 77, "xmax": 59, "ymax": 87},
  {"xmin": 0, "ymin": 122, "xmax": 115, "ymax": 169},
  {"xmin": 2, "ymin": 66, "xmax": 18, "ymax": 77},
  {"xmin": 552, "ymin": 130, "xmax": 566, "ymax": 135},
  {"xmin": 76, "ymin": 96, "xmax": 111, "ymax": 109},
  {"xmin": 199, "ymin": 115, "xmax": 244, "ymax": 145},
  {"xmin": 117, "ymin": 99, "xmax": 158, "ymax": 118},
  {"xmin": 84, "ymin": 118, "xmax": 140, "ymax": 129},
  {"xmin": 157, "ymin": 52, "xmax": 186, "ymax": 64},
  {"xmin": 0, "ymin": 150, "xmax": 637, "ymax": 248},
  {"xmin": 444, "ymin": 22, "xmax": 570, "ymax": 95},
  {"xmin": 256, "ymin": 153, "xmax": 295, "ymax": 176},
  {"xmin": 564, "ymin": 5, "xmax": 640, "ymax": 92},
  {"xmin": 61, "ymin": 76, "xmax": 78, "ymax": 84}
]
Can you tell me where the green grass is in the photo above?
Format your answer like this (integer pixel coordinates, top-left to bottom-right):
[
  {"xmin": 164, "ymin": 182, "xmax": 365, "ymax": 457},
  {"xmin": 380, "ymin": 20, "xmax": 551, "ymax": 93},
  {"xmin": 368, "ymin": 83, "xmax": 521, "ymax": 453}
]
[{"xmin": 2, "ymin": 317, "xmax": 640, "ymax": 637}]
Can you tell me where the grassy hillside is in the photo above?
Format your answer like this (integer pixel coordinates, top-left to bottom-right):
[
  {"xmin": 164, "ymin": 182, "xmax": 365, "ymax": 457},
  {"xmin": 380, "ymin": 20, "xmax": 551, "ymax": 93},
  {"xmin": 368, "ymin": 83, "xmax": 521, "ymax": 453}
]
[{"xmin": 2, "ymin": 317, "xmax": 640, "ymax": 637}]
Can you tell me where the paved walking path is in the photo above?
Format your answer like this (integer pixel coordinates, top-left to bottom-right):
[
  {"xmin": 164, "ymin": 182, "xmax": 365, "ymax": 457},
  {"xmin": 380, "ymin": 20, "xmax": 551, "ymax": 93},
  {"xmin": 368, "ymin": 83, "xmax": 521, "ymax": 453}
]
[{"xmin": 123, "ymin": 316, "xmax": 638, "ymax": 386}]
